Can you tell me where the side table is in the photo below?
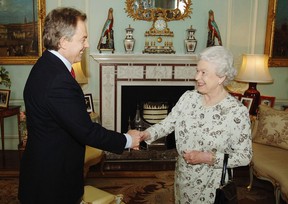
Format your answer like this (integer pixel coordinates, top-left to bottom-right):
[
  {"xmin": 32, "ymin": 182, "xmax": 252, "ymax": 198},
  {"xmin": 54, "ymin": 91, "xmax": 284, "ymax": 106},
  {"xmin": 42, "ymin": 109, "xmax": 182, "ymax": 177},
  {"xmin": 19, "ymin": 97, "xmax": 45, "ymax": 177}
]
[{"xmin": 0, "ymin": 105, "xmax": 21, "ymax": 168}]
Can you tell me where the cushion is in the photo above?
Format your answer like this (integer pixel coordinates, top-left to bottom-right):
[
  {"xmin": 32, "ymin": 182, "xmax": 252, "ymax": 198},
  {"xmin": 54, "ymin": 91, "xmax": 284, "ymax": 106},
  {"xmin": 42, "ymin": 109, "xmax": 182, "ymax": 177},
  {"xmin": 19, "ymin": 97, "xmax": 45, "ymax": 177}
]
[
  {"xmin": 253, "ymin": 105, "xmax": 288, "ymax": 150},
  {"xmin": 82, "ymin": 185, "xmax": 115, "ymax": 204}
]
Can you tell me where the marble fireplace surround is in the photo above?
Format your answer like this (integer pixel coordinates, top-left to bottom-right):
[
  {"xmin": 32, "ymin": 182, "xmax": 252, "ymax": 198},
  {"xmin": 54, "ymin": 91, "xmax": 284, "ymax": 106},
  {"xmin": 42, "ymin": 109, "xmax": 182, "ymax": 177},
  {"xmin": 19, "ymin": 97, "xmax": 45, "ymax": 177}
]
[{"xmin": 91, "ymin": 54, "xmax": 198, "ymax": 132}]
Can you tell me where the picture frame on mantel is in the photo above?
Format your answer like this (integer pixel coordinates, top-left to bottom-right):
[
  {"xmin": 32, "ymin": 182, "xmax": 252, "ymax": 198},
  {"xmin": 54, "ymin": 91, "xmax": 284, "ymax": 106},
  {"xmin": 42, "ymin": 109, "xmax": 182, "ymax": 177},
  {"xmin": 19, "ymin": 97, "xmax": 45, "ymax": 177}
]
[
  {"xmin": 0, "ymin": 0, "xmax": 46, "ymax": 65},
  {"xmin": 264, "ymin": 0, "xmax": 288, "ymax": 67}
]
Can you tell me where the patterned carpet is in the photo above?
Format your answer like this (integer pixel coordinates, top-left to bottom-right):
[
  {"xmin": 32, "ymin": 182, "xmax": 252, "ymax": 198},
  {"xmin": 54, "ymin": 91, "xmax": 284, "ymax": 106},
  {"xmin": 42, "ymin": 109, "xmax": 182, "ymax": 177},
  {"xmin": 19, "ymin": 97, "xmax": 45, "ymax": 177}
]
[
  {"xmin": 85, "ymin": 171, "xmax": 175, "ymax": 204},
  {"xmin": 0, "ymin": 171, "xmax": 285, "ymax": 204},
  {"xmin": 85, "ymin": 171, "xmax": 281, "ymax": 204},
  {"xmin": 0, "ymin": 178, "xmax": 19, "ymax": 204}
]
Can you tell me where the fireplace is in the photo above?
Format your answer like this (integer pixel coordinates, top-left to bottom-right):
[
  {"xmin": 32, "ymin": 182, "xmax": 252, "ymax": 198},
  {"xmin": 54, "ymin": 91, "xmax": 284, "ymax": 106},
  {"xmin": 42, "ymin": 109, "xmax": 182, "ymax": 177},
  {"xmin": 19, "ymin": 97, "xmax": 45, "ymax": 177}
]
[
  {"xmin": 91, "ymin": 54, "xmax": 198, "ymax": 133},
  {"xmin": 121, "ymin": 85, "xmax": 194, "ymax": 132}
]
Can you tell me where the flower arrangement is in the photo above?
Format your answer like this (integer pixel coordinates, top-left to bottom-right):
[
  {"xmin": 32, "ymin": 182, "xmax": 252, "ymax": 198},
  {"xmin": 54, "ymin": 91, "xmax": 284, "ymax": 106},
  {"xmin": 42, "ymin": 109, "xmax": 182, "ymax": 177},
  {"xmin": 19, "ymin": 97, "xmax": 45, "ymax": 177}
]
[
  {"xmin": 19, "ymin": 111, "xmax": 28, "ymax": 148},
  {"xmin": 0, "ymin": 66, "xmax": 11, "ymax": 88}
]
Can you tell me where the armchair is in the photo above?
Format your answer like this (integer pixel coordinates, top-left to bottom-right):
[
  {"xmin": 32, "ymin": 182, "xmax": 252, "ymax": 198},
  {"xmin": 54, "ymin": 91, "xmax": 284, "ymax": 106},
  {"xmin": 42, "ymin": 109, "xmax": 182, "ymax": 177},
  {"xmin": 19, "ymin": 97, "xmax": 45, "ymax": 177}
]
[
  {"xmin": 84, "ymin": 146, "xmax": 104, "ymax": 178},
  {"xmin": 81, "ymin": 185, "xmax": 124, "ymax": 204}
]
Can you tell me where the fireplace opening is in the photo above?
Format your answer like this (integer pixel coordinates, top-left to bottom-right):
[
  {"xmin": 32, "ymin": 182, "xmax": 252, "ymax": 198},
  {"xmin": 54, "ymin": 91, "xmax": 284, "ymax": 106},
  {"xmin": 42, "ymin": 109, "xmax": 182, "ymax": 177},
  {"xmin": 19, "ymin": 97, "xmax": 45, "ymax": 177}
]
[{"xmin": 121, "ymin": 85, "xmax": 195, "ymax": 149}]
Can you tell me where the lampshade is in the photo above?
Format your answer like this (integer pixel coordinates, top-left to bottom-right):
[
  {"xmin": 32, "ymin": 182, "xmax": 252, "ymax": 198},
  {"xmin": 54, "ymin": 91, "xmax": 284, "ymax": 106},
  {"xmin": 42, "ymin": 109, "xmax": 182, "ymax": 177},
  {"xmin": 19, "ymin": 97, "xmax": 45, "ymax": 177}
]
[
  {"xmin": 72, "ymin": 62, "xmax": 88, "ymax": 84},
  {"xmin": 235, "ymin": 54, "xmax": 273, "ymax": 115},
  {"xmin": 235, "ymin": 54, "xmax": 273, "ymax": 83}
]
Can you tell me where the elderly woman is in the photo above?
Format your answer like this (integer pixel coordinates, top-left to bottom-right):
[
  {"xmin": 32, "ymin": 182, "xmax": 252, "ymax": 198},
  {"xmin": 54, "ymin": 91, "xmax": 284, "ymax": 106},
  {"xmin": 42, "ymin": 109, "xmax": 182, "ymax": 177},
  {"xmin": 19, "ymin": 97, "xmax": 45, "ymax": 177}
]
[{"xmin": 141, "ymin": 46, "xmax": 252, "ymax": 203}]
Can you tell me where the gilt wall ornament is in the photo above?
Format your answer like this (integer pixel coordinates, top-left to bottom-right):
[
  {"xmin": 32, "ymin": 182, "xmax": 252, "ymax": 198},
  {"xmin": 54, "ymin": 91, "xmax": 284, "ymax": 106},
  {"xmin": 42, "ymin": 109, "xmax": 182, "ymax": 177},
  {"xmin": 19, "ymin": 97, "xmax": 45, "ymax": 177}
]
[{"xmin": 125, "ymin": 0, "xmax": 192, "ymax": 22}]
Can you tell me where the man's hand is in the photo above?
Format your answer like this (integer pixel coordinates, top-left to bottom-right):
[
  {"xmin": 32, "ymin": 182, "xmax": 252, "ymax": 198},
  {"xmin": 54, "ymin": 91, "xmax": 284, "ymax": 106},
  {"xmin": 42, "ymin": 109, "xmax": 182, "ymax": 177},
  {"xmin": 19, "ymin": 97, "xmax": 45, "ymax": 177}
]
[{"xmin": 127, "ymin": 129, "xmax": 141, "ymax": 149}]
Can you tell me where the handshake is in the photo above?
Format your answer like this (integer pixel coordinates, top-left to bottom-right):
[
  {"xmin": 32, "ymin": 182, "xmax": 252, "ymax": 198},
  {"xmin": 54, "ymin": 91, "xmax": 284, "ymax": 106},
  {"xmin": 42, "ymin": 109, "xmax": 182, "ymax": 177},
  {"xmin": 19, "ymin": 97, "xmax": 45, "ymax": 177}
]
[{"xmin": 127, "ymin": 129, "xmax": 150, "ymax": 149}]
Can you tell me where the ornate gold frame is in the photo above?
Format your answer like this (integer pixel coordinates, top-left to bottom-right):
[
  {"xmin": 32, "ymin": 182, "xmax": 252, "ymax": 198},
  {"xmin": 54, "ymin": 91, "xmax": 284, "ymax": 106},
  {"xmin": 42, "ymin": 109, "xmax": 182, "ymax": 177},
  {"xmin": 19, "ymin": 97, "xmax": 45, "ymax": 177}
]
[
  {"xmin": 264, "ymin": 0, "xmax": 288, "ymax": 67},
  {"xmin": 125, "ymin": 0, "xmax": 192, "ymax": 22},
  {"xmin": 0, "ymin": 0, "xmax": 46, "ymax": 65}
]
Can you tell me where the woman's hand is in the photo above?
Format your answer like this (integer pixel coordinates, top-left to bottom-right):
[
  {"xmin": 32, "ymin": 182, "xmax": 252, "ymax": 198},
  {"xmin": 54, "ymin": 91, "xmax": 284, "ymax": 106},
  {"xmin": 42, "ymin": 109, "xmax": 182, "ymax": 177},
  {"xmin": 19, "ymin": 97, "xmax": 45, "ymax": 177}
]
[
  {"xmin": 140, "ymin": 130, "xmax": 150, "ymax": 141},
  {"xmin": 183, "ymin": 150, "xmax": 214, "ymax": 165}
]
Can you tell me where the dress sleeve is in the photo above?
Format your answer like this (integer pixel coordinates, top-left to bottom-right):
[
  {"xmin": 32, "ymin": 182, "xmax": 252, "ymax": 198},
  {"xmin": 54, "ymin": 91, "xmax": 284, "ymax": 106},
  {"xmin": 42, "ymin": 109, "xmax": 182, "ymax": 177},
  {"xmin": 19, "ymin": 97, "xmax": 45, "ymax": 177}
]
[{"xmin": 145, "ymin": 91, "xmax": 194, "ymax": 144}]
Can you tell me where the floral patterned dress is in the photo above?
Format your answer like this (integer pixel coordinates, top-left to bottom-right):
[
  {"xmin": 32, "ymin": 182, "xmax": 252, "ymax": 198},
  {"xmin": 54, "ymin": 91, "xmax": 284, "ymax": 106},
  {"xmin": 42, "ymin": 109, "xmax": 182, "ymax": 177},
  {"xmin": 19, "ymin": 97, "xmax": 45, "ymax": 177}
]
[{"xmin": 146, "ymin": 90, "xmax": 252, "ymax": 204}]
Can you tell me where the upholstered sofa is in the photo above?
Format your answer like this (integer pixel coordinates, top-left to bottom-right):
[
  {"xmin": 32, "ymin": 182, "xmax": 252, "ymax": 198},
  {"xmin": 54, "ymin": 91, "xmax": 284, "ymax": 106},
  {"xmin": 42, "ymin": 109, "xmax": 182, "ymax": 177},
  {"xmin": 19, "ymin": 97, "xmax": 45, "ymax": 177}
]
[{"xmin": 248, "ymin": 105, "xmax": 288, "ymax": 204}]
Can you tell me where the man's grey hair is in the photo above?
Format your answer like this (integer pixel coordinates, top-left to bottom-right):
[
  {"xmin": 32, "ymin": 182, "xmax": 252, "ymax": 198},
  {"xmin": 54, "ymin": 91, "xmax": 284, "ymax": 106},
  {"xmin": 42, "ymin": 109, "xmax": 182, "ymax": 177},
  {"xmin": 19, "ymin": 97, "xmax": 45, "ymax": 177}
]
[{"xmin": 43, "ymin": 7, "xmax": 87, "ymax": 50}]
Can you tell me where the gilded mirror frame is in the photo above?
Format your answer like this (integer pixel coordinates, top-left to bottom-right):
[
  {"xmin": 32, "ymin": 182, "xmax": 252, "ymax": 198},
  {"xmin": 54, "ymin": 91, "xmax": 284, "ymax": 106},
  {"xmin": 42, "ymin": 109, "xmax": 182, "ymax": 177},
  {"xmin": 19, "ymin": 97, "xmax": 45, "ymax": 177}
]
[
  {"xmin": 264, "ymin": 0, "xmax": 288, "ymax": 67},
  {"xmin": 125, "ymin": 0, "xmax": 192, "ymax": 22}
]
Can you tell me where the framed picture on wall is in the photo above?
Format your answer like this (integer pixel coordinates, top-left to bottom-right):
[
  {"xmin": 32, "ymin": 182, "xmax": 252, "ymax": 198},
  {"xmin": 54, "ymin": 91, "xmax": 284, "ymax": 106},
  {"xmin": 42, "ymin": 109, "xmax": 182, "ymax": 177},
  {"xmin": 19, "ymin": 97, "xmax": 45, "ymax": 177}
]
[
  {"xmin": 264, "ymin": 0, "xmax": 288, "ymax": 67},
  {"xmin": 0, "ymin": 89, "xmax": 11, "ymax": 108},
  {"xmin": 84, "ymin": 93, "xmax": 94, "ymax": 113},
  {"xmin": 0, "ymin": 0, "xmax": 46, "ymax": 65},
  {"xmin": 241, "ymin": 97, "xmax": 253, "ymax": 112},
  {"xmin": 260, "ymin": 95, "xmax": 276, "ymax": 107}
]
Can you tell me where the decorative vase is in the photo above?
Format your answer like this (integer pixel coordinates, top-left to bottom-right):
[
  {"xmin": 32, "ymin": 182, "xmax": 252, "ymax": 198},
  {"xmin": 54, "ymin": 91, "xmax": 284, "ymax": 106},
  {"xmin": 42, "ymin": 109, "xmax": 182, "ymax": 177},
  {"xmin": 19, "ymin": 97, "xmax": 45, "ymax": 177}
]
[
  {"xmin": 185, "ymin": 25, "xmax": 197, "ymax": 53},
  {"xmin": 124, "ymin": 25, "xmax": 135, "ymax": 53}
]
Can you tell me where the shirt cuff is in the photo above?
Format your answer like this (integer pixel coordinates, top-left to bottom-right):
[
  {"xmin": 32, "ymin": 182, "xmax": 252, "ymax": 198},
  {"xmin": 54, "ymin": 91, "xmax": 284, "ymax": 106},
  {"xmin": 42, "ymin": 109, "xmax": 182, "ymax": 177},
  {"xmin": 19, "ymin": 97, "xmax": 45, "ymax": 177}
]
[{"xmin": 124, "ymin": 133, "xmax": 132, "ymax": 149}]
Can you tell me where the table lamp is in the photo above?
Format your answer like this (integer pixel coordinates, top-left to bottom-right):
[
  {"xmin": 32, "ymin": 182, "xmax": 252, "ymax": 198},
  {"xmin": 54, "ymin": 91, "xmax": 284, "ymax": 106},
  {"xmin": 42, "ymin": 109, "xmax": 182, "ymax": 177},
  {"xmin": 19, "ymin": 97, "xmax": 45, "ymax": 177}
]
[
  {"xmin": 235, "ymin": 54, "xmax": 273, "ymax": 115},
  {"xmin": 72, "ymin": 62, "xmax": 88, "ymax": 84}
]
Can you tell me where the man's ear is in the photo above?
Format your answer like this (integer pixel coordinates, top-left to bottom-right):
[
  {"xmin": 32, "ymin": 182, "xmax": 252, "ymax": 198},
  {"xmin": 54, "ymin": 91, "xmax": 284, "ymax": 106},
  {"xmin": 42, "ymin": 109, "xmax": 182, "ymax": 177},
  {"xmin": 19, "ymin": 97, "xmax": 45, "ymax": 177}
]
[{"xmin": 58, "ymin": 37, "xmax": 67, "ymax": 50}]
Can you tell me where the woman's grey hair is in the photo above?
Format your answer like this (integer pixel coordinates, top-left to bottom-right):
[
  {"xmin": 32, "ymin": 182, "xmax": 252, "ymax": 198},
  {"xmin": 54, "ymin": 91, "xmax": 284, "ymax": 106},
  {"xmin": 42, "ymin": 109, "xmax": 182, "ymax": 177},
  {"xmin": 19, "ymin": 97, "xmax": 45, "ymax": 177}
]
[
  {"xmin": 43, "ymin": 7, "xmax": 87, "ymax": 50},
  {"xmin": 198, "ymin": 46, "xmax": 237, "ymax": 86}
]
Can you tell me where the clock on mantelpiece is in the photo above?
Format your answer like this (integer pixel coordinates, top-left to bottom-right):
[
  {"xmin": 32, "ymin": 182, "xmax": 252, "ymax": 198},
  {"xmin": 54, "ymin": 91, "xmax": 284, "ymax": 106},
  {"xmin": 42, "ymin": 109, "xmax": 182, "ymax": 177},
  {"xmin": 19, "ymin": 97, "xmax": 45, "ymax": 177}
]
[{"xmin": 143, "ymin": 14, "xmax": 175, "ymax": 54}]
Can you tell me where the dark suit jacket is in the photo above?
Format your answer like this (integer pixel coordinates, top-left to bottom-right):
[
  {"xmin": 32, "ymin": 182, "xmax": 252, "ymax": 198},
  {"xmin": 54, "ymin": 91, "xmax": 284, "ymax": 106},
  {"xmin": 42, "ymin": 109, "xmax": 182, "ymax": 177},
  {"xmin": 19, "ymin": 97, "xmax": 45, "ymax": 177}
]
[{"xmin": 18, "ymin": 50, "xmax": 127, "ymax": 204}]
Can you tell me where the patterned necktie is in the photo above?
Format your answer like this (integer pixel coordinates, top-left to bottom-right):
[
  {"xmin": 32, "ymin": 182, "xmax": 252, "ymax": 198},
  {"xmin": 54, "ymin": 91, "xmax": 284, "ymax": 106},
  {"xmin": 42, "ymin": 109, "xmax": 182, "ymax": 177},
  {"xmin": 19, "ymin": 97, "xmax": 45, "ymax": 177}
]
[{"xmin": 71, "ymin": 67, "xmax": 76, "ymax": 79}]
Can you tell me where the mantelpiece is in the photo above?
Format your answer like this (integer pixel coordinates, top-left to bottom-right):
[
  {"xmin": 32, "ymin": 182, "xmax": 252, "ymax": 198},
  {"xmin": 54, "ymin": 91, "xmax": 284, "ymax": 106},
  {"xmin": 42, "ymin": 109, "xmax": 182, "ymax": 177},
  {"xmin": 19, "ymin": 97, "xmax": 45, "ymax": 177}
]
[
  {"xmin": 91, "ymin": 53, "xmax": 198, "ymax": 64},
  {"xmin": 90, "ymin": 53, "xmax": 198, "ymax": 132}
]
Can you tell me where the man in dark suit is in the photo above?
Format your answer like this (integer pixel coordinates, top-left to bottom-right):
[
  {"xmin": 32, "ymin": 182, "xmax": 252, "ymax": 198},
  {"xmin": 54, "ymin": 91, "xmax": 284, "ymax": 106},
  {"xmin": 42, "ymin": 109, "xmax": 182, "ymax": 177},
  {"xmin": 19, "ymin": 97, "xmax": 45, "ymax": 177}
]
[{"xmin": 18, "ymin": 7, "xmax": 141, "ymax": 204}]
